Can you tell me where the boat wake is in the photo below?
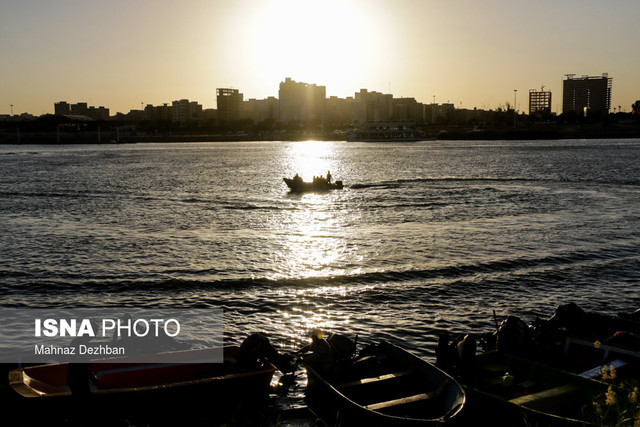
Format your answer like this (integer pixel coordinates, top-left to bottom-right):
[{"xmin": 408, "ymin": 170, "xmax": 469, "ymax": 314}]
[{"xmin": 348, "ymin": 175, "xmax": 640, "ymax": 189}]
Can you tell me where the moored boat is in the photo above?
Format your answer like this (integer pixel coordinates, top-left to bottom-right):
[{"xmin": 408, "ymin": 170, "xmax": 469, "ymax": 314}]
[
  {"xmin": 9, "ymin": 345, "xmax": 276, "ymax": 410},
  {"xmin": 459, "ymin": 350, "xmax": 622, "ymax": 426},
  {"xmin": 478, "ymin": 305, "xmax": 640, "ymax": 380},
  {"xmin": 347, "ymin": 122, "xmax": 422, "ymax": 142},
  {"xmin": 305, "ymin": 340, "xmax": 465, "ymax": 426}
]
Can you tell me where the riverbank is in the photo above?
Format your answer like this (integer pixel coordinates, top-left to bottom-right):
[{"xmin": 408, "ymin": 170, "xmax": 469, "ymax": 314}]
[
  {"xmin": 435, "ymin": 120, "xmax": 640, "ymax": 141},
  {"xmin": 1, "ymin": 121, "xmax": 638, "ymax": 144}
]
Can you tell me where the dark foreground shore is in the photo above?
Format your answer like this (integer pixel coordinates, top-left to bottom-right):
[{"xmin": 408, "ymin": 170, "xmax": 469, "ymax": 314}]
[{"xmin": 0, "ymin": 363, "xmax": 315, "ymax": 426}]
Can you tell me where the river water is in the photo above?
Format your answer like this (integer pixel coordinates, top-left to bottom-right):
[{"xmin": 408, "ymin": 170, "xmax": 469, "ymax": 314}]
[{"xmin": 1, "ymin": 139, "xmax": 639, "ymax": 363}]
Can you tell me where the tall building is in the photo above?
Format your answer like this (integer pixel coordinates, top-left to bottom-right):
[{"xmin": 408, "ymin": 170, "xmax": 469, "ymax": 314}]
[
  {"xmin": 144, "ymin": 103, "xmax": 172, "ymax": 121},
  {"xmin": 392, "ymin": 97, "xmax": 423, "ymax": 122},
  {"xmin": 562, "ymin": 74, "xmax": 612, "ymax": 116},
  {"xmin": 278, "ymin": 78, "xmax": 326, "ymax": 124},
  {"xmin": 172, "ymin": 99, "xmax": 190, "ymax": 123},
  {"xmin": 243, "ymin": 97, "xmax": 278, "ymax": 123},
  {"xmin": 529, "ymin": 88, "xmax": 552, "ymax": 115},
  {"xmin": 70, "ymin": 102, "xmax": 88, "ymax": 116},
  {"xmin": 172, "ymin": 99, "xmax": 202, "ymax": 124},
  {"xmin": 86, "ymin": 106, "xmax": 109, "ymax": 120},
  {"xmin": 54, "ymin": 101, "xmax": 70, "ymax": 116},
  {"xmin": 217, "ymin": 88, "xmax": 243, "ymax": 122},
  {"xmin": 325, "ymin": 96, "xmax": 354, "ymax": 126},
  {"xmin": 353, "ymin": 89, "xmax": 392, "ymax": 123}
]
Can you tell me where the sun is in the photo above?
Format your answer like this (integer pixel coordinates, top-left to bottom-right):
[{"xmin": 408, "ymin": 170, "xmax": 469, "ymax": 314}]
[{"xmin": 236, "ymin": 0, "xmax": 384, "ymax": 95}]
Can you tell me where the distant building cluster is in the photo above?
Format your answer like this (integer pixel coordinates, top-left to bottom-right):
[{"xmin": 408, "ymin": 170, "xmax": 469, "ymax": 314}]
[
  {"xmin": 241, "ymin": 78, "xmax": 451, "ymax": 127},
  {"xmin": 524, "ymin": 73, "xmax": 613, "ymax": 118},
  {"xmin": 54, "ymin": 99, "xmax": 206, "ymax": 125},
  {"xmin": 39, "ymin": 78, "xmax": 497, "ymax": 126},
  {"xmin": 3, "ymin": 73, "xmax": 636, "ymax": 126},
  {"xmin": 142, "ymin": 100, "xmax": 208, "ymax": 124},
  {"xmin": 54, "ymin": 101, "xmax": 109, "ymax": 120}
]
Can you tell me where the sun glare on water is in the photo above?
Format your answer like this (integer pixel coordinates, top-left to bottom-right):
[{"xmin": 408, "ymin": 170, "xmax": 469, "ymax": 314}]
[
  {"xmin": 274, "ymin": 141, "xmax": 349, "ymax": 279},
  {"xmin": 285, "ymin": 140, "xmax": 335, "ymax": 182}
]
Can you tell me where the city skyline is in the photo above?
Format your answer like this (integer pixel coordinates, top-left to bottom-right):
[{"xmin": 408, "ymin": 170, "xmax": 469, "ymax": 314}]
[
  {"xmin": 1, "ymin": 0, "xmax": 639, "ymax": 116},
  {"xmin": 1, "ymin": 73, "xmax": 622, "ymax": 121}
]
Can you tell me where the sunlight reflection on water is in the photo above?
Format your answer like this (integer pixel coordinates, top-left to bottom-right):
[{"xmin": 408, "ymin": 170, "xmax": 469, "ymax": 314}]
[
  {"xmin": 283, "ymin": 140, "xmax": 337, "ymax": 182},
  {"xmin": 275, "ymin": 141, "xmax": 355, "ymax": 281}
]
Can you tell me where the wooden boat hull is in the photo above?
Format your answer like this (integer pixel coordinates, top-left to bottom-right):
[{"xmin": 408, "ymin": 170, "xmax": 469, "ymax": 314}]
[
  {"xmin": 8, "ymin": 345, "xmax": 275, "ymax": 416},
  {"xmin": 459, "ymin": 351, "xmax": 617, "ymax": 426},
  {"xmin": 305, "ymin": 341, "xmax": 465, "ymax": 426}
]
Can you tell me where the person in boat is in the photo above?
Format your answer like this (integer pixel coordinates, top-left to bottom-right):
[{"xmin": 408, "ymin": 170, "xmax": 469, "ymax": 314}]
[
  {"xmin": 240, "ymin": 332, "xmax": 296, "ymax": 373},
  {"xmin": 293, "ymin": 173, "xmax": 302, "ymax": 183},
  {"xmin": 436, "ymin": 332, "xmax": 456, "ymax": 373},
  {"xmin": 298, "ymin": 330, "xmax": 355, "ymax": 378},
  {"xmin": 298, "ymin": 329, "xmax": 336, "ymax": 376},
  {"xmin": 326, "ymin": 171, "xmax": 332, "ymax": 183}
]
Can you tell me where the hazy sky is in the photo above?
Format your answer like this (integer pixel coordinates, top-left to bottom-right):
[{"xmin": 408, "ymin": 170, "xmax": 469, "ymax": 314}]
[{"xmin": 1, "ymin": 0, "xmax": 638, "ymax": 115}]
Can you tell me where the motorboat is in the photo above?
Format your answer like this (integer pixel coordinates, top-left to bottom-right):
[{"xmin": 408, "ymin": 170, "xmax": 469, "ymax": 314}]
[{"xmin": 283, "ymin": 176, "xmax": 343, "ymax": 192}]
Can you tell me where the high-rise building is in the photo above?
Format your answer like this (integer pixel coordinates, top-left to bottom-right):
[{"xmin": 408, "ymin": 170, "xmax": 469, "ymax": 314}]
[
  {"xmin": 144, "ymin": 103, "xmax": 172, "ymax": 121},
  {"xmin": 70, "ymin": 102, "xmax": 88, "ymax": 116},
  {"xmin": 243, "ymin": 97, "xmax": 278, "ymax": 123},
  {"xmin": 278, "ymin": 78, "xmax": 326, "ymax": 124},
  {"xmin": 353, "ymin": 89, "xmax": 392, "ymax": 123},
  {"xmin": 172, "ymin": 99, "xmax": 202, "ymax": 124},
  {"xmin": 217, "ymin": 88, "xmax": 243, "ymax": 122},
  {"xmin": 392, "ymin": 97, "xmax": 422, "ymax": 122},
  {"xmin": 54, "ymin": 101, "xmax": 70, "ymax": 116},
  {"xmin": 529, "ymin": 88, "xmax": 552, "ymax": 115},
  {"xmin": 325, "ymin": 96, "xmax": 354, "ymax": 126},
  {"xmin": 562, "ymin": 74, "xmax": 612, "ymax": 116},
  {"xmin": 86, "ymin": 106, "xmax": 109, "ymax": 120}
]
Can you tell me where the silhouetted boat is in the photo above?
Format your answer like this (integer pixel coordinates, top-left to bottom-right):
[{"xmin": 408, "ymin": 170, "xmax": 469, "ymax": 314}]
[
  {"xmin": 305, "ymin": 341, "xmax": 465, "ymax": 426},
  {"xmin": 9, "ymin": 346, "xmax": 275, "ymax": 408},
  {"xmin": 283, "ymin": 177, "xmax": 343, "ymax": 192},
  {"xmin": 460, "ymin": 351, "xmax": 619, "ymax": 426},
  {"xmin": 499, "ymin": 303, "xmax": 640, "ymax": 377}
]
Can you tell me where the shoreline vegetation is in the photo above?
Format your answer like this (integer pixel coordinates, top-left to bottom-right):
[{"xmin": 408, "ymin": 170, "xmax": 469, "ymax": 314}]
[{"xmin": 1, "ymin": 118, "xmax": 639, "ymax": 144}]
